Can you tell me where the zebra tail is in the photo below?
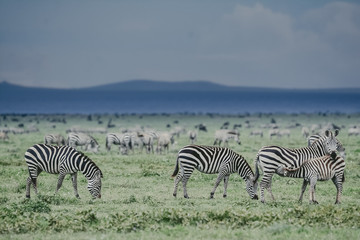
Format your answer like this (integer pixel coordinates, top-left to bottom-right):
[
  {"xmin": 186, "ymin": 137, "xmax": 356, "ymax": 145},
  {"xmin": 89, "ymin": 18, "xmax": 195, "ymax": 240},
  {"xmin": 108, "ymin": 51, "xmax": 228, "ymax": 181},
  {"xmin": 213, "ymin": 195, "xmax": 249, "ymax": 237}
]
[{"xmin": 171, "ymin": 156, "xmax": 179, "ymax": 178}]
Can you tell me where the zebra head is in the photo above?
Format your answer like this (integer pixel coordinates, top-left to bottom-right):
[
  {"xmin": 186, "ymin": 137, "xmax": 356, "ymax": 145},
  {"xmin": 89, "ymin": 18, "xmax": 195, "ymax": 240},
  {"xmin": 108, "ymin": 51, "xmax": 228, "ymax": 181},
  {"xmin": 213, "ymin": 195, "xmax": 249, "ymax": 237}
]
[
  {"xmin": 245, "ymin": 175, "xmax": 258, "ymax": 200},
  {"xmin": 87, "ymin": 170, "xmax": 103, "ymax": 199},
  {"xmin": 324, "ymin": 129, "xmax": 341, "ymax": 160}
]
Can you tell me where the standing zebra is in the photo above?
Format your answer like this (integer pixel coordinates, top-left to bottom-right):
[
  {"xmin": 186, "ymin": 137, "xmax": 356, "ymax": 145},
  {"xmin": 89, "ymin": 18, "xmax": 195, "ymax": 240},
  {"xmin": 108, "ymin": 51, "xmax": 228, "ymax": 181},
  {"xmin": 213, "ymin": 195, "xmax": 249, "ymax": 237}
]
[
  {"xmin": 276, "ymin": 155, "xmax": 345, "ymax": 204},
  {"xmin": 25, "ymin": 144, "xmax": 103, "ymax": 199},
  {"xmin": 172, "ymin": 145, "xmax": 258, "ymax": 199},
  {"xmin": 44, "ymin": 134, "xmax": 66, "ymax": 146},
  {"xmin": 213, "ymin": 129, "xmax": 241, "ymax": 146},
  {"xmin": 307, "ymin": 131, "xmax": 346, "ymax": 159},
  {"xmin": 105, "ymin": 132, "xmax": 132, "ymax": 154},
  {"xmin": 255, "ymin": 130, "xmax": 342, "ymax": 203},
  {"xmin": 67, "ymin": 132, "xmax": 99, "ymax": 153}
]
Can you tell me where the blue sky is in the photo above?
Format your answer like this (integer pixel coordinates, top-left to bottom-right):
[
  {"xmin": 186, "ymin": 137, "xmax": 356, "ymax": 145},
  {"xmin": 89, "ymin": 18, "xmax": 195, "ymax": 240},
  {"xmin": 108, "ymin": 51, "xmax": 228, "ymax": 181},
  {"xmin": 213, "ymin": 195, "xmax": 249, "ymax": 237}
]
[{"xmin": 0, "ymin": 0, "xmax": 359, "ymax": 89}]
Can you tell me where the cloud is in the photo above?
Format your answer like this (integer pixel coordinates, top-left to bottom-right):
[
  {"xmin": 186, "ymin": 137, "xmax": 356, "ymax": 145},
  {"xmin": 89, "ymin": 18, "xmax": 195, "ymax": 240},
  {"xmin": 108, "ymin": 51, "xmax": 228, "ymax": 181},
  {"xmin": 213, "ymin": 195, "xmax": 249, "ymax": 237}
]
[{"xmin": 0, "ymin": 1, "xmax": 359, "ymax": 89}]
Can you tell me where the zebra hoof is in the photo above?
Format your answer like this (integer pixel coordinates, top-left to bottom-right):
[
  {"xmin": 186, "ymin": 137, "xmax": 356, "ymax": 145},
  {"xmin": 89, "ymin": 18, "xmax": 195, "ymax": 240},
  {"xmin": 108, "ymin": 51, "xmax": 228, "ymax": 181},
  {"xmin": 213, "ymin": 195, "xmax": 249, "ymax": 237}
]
[
  {"xmin": 173, "ymin": 193, "xmax": 177, "ymax": 198},
  {"xmin": 26, "ymin": 195, "xmax": 30, "ymax": 199},
  {"xmin": 223, "ymin": 194, "xmax": 227, "ymax": 198},
  {"xmin": 76, "ymin": 194, "xmax": 80, "ymax": 199},
  {"xmin": 184, "ymin": 195, "xmax": 189, "ymax": 199}
]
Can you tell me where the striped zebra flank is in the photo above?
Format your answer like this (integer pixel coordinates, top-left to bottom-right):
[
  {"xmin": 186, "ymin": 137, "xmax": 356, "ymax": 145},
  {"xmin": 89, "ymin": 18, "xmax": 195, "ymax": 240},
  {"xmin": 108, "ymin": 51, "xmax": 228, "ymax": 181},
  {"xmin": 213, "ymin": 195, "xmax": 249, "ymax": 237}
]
[
  {"xmin": 255, "ymin": 130, "xmax": 343, "ymax": 203},
  {"xmin": 276, "ymin": 155, "xmax": 345, "ymax": 204},
  {"xmin": 25, "ymin": 144, "xmax": 103, "ymax": 199},
  {"xmin": 172, "ymin": 145, "xmax": 258, "ymax": 199}
]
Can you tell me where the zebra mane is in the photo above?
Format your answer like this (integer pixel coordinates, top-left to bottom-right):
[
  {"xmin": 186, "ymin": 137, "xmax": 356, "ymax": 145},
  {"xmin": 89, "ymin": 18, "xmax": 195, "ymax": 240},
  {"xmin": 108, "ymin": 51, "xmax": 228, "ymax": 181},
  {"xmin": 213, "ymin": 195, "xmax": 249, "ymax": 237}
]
[{"xmin": 75, "ymin": 150, "xmax": 102, "ymax": 177}]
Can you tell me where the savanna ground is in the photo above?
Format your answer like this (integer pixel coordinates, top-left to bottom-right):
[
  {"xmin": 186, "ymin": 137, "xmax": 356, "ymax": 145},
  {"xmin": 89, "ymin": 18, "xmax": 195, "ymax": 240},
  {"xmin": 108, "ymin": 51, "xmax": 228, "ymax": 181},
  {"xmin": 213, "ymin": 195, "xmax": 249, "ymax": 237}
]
[{"xmin": 0, "ymin": 113, "xmax": 360, "ymax": 240}]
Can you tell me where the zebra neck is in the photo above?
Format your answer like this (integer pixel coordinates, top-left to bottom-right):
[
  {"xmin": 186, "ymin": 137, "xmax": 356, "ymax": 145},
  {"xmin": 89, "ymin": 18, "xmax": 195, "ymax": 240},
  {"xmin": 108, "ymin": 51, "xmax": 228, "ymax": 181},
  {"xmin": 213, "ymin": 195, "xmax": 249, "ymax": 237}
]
[
  {"xmin": 307, "ymin": 141, "xmax": 326, "ymax": 157},
  {"xmin": 236, "ymin": 157, "xmax": 253, "ymax": 179},
  {"xmin": 76, "ymin": 154, "xmax": 95, "ymax": 179}
]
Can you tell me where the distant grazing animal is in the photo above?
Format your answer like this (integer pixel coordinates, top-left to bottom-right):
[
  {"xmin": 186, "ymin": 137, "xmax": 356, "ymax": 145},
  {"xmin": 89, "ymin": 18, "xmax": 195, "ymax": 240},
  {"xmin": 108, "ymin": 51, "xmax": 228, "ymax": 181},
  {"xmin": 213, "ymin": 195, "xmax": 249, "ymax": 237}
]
[
  {"xmin": 188, "ymin": 130, "xmax": 197, "ymax": 144},
  {"xmin": 156, "ymin": 132, "xmax": 174, "ymax": 154},
  {"xmin": 0, "ymin": 132, "xmax": 9, "ymax": 140},
  {"xmin": 67, "ymin": 132, "xmax": 99, "ymax": 153},
  {"xmin": 172, "ymin": 145, "xmax": 258, "ymax": 200},
  {"xmin": 250, "ymin": 129, "xmax": 263, "ymax": 138},
  {"xmin": 213, "ymin": 129, "xmax": 240, "ymax": 146},
  {"xmin": 138, "ymin": 131, "xmax": 158, "ymax": 154},
  {"xmin": 25, "ymin": 144, "xmax": 102, "ymax": 199},
  {"xmin": 105, "ymin": 133, "xmax": 132, "ymax": 155},
  {"xmin": 44, "ymin": 134, "xmax": 66, "ymax": 146},
  {"xmin": 348, "ymin": 127, "xmax": 360, "ymax": 136},
  {"xmin": 276, "ymin": 155, "xmax": 345, "ymax": 204},
  {"xmin": 255, "ymin": 130, "xmax": 342, "ymax": 203}
]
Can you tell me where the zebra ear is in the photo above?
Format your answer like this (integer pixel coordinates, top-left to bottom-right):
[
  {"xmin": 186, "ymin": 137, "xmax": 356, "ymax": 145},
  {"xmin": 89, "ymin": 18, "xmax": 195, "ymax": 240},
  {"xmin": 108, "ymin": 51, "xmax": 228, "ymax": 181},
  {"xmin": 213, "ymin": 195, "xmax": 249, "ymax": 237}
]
[
  {"xmin": 334, "ymin": 129, "xmax": 339, "ymax": 136},
  {"xmin": 324, "ymin": 130, "xmax": 330, "ymax": 137}
]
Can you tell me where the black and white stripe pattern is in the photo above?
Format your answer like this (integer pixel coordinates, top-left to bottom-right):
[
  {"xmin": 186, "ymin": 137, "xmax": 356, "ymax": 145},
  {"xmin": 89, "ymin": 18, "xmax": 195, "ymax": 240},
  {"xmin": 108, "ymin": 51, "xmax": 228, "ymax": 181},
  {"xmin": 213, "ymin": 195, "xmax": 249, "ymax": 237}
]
[
  {"xmin": 307, "ymin": 132, "xmax": 346, "ymax": 159},
  {"xmin": 172, "ymin": 145, "xmax": 258, "ymax": 199},
  {"xmin": 105, "ymin": 133, "xmax": 132, "ymax": 154},
  {"xmin": 44, "ymin": 134, "xmax": 66, "ymax": 146},
  {"xmin": 67, "ymin": 132, "xmax": 99, "ymax": 153},
  {"xmin": 255, "ymin": 130, "xmax": 342, "ymax": 203},
  {"xmin": 276, "ymin": 155, "xmax": 345, "ymax": 204},
  {"xmin": 25, "ymin": 144, "xmax": 103, "ymax": 199}
]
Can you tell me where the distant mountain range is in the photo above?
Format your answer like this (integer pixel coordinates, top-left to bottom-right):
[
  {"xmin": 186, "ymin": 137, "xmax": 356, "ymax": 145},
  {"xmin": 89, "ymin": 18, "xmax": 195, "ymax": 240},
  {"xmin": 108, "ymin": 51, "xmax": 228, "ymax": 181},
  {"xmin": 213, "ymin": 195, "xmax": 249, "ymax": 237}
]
[
  {"xmin": 1, "ymin": 80, "xmax": 359, "ymax": 93},
  {"xmin": 1, "ymin": 80, "xmax": 359, "ymax": 114}
]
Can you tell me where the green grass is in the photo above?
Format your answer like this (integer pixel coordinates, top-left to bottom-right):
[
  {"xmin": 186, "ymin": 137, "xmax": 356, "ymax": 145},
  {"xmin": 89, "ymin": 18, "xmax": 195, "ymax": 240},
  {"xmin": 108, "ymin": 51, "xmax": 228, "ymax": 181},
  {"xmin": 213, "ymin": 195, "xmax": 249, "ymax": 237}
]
[{"xmin": 1, "ymin": 113, "xmax": 360, "ymax": 239}]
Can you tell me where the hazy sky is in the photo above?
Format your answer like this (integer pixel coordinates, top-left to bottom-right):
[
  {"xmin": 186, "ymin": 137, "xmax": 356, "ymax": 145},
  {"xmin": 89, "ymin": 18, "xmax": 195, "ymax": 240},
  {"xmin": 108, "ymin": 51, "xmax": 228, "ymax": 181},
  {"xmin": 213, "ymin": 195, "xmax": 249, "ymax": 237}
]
[{"xmin": 1, "ymin": 0, "xmax": 360, "ymax": 89}]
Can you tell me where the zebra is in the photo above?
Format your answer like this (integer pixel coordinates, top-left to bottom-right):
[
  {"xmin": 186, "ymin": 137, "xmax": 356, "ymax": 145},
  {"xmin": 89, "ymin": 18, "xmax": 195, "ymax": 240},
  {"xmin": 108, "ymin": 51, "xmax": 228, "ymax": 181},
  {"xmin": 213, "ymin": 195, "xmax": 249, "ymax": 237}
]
[
  {"xmin": 276, "ymin": 155, "xmax": 345, "ymax": 204},
  {"xmin": 171, "ymin": 145, "xmax": 258, "ymax": 199},
  {"xmin": 156, "ymin": 132, "xmax": 174, "ymax": 154},
  {"xmin": 138, "ymin": 131, "xmax": 158, "ymax": 154},
  {"xmin": 44, "ymin": 134, "xmax": 66, "ymax": 146},
  {"xmin": 213, "ymin": 129, "xmax": 240, "ymax": 146},
  {"xmin": 307, "ymin": 132, "xmax": 346, "ymax": 159},
  {"xmin": 254, "ymin": 130, "xmax": 342, "ymax": 203},
  {"xmin": 67, "ymin": 132, "xmax": 99, "ymax": 153},
  {"xmin": 25, "ymin": 144, "xmax": 103, "ymax": 199},
  {"xmin": 188, "ymin": 130, "xmax": 197, "ymax": 144},
  {"xmin": 105, "ymin": 132, "xmax": 132, "ymax": 155}
]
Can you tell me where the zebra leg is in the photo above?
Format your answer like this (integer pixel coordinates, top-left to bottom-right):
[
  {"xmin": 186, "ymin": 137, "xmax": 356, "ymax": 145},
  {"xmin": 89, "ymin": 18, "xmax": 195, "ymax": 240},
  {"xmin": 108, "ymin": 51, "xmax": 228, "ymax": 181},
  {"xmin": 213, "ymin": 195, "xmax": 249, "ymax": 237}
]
[
  {"xmin": 26, "ymin": 176, "xmax": 33, "ymax": 198},
  {"xmin": 260, "ymin": 174, "xmax": 274, "ymax": 203},
  {"xmin": 309, "ymin": 177, "xmax": 318, "ymax": 204},
  {"xmin": 71, "ymin": 173, "xmax": 80, "ymax": 198},
  {"xmin": 56, "ymin": 174, "xmax": 66, "ymax": 195},
  {"xmin": 332, "ymin": 176, "xmax": 342, "ymax": 204},
  {"xmin": 173, "ymin": 173, "xmax": 183, "ymax": 197},
  {"xmin": 210, "ymin": 173, "xmax": 226, "ymax": 199},
  {"xmin": 298, "ymin": 179, "xmax": 309, "ymax": 203},
  {"xmin": 223, "ymin": 175, "xmax": 230, "ymax": 198}
]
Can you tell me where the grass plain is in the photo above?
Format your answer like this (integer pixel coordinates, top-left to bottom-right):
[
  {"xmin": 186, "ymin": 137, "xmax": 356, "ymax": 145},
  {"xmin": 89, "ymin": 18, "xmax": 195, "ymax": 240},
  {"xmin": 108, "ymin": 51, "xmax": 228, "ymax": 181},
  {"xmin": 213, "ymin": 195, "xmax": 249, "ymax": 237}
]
[{"xmin": 0, "ymin": 113, "xmax": 360, "ymax": 240}]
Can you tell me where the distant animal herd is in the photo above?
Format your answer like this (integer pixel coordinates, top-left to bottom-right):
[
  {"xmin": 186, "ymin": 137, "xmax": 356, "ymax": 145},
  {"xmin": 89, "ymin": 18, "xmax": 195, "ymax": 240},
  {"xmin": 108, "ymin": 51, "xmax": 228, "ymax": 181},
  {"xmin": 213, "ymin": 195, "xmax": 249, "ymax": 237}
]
[{"xmin": 1, "ymin": 117, "xmax": 359, "ymax": 204}]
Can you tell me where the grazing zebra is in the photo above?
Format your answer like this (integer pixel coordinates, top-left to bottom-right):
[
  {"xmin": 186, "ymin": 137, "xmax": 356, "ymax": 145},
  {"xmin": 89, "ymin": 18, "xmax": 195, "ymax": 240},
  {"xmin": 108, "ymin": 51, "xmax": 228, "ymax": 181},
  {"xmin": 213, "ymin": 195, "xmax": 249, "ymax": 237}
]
[
  {"xmin": 156, "ymin": 132, "xmax": 174, "ymax": 154},
  {"xmin": 213, "ymin": 129, "xmax": 240, "ymax": 146},
  {"xmin": 67, "ymin": 132, "xmax": 99, "ymax": 153},
  {"xmin": 276, "ymin": 155, "xmax": 345, "ymax": 204},
  {"xmin": 25, "ymin": 144, "xmax": 103, "ymax": 199},
  {"xmin": 188, "ymin": 130, "xmax": 197, "ymax": 144},
  {"xmin": 44, "ymin": 134, "xmax": 66, "ymax": 146},
  {"xmin": 105, "ymin": 132, "xmax": 132, "ymax": 155},
  {"xmin": 307, "ymin": 131, "xmax": 346, "ymax": 159},
  {"xmin": 138, "ymin": 131, "xmax": 158, "ymax": 154},
  {"xmin": 172, "ymin": 145, "xmax": 258, "ymax": 199},
  {"xmin": 255, "ymin": 130, "xmax": 342, "ymax": 203}
]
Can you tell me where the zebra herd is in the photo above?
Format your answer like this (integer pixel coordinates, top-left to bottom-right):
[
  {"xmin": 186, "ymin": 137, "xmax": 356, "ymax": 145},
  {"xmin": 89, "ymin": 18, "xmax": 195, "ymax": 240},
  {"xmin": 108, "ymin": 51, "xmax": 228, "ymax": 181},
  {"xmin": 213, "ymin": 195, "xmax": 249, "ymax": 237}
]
[
  {"xmin": 171, "ymin": 130, "xmax": 346, "ymax": 204},
  {"xmin": 25, "ymin": 129, "xmax": 346, "ymax": 204}
]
